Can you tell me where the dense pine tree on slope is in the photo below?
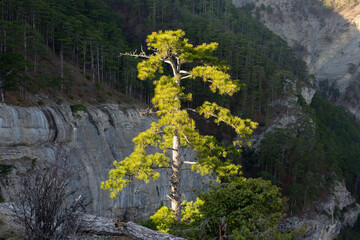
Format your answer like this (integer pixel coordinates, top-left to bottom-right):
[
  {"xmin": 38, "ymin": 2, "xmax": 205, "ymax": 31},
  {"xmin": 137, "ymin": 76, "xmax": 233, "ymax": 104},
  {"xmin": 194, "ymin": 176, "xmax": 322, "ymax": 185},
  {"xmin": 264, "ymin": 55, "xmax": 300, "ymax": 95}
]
[{"xmin": 1, "ymin": 0, "xmax": 308, "ymax": 118}]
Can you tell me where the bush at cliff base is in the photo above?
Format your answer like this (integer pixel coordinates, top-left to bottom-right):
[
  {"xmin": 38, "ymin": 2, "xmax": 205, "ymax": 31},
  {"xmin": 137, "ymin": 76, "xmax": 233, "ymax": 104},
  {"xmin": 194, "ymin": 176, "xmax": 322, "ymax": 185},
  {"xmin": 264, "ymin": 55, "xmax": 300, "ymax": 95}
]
[{"xmin": 145, "ymin": 178, "xmax": 303, "ymax": 239}]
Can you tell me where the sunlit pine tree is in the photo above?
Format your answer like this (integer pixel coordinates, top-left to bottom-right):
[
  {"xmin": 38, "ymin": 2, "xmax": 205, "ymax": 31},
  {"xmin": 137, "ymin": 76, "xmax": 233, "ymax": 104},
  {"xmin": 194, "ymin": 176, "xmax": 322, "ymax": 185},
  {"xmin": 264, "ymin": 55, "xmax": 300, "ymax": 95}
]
[{"xmin": 101, "ymin": 29, "xmax": 257, "ymax": 221}]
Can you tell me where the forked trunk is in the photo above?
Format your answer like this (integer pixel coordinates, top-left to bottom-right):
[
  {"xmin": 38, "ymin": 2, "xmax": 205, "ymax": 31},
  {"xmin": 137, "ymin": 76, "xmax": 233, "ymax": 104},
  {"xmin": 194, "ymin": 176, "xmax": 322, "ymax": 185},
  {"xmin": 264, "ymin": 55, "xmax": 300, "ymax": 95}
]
[{"xmin": 171, "ymin": 133, "xmax": 182, "ymax": 222}]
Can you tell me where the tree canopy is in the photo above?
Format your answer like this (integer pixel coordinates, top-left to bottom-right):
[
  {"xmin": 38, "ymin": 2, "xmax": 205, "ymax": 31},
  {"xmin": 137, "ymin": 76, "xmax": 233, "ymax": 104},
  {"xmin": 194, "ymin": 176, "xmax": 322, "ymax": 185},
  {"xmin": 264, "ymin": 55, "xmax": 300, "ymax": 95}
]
[
  {"xmin": 101, "ymin": 29, "xmax": 257, "ymax": 221},
  {"xmin": 144, "ymin": 178, "xmax": 300, "ymax": 240}
]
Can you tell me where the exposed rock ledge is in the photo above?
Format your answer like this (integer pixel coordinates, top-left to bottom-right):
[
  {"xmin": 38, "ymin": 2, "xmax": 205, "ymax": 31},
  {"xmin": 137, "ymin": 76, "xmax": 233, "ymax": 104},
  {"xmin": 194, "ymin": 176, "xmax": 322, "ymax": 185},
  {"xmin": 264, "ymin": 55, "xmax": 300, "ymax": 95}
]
[
  {"xmin": 0, "ymin": 103, "xmax": 213, "ymax": 221},
  {"xmin": 281, "ymin": 181, "xmax": 360, "ymax": 240}
]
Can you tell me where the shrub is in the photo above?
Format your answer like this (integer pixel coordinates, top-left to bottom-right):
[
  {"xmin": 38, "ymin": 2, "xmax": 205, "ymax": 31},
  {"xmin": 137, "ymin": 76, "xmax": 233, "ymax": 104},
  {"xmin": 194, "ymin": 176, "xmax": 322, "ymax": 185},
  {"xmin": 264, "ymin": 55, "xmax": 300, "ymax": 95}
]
[
  {"xmin": 70, "ymin": 104, "xmax": 88, "ymax": 114},
  {"xmin": 98, "ymin": 94, "xmax": 106, "ymax": 103},
  {"xmin": 147, "ymin": 179, "xmax": 298, "ymax": 239},
  {"xmin": 149, "ymin": 206, "xmax": 175, "ymax": 233},
  {"xmin": 10, "ymin": 151, "xmax": 84, "ymax": 240},
  {"xmin": 197, "ymin": 179, "xmax": 287, "ymax": 239}
]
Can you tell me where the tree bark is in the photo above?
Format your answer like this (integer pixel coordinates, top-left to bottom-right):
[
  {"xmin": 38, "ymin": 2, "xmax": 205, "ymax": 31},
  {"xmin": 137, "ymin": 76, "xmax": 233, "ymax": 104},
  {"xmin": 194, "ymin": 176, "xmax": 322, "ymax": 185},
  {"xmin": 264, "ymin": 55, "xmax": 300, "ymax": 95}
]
[
  {"xmin": 60, "ymin": 45, "xmax": 64, "ymax": 80},
  {"xmin": 90, "ymin": 41, "xmax": 94, "ymax": 82},
  {"xmin": 0, "ymin": 74, "xmax": 4, "ymax": 103},
  {"xmin": 97, "ymin": 44, "xmax": 100, "ymax": 82},
  {"xmin": 83, "ymin": 42, "xmax": 86, "ymax": 75},
  {"xmin": 171, "ymin": 133, "xmax": 182, "ymax": 222},
  {"xmin": 24, "ymin": 25, "xmax": 27, "ymax": 72}
]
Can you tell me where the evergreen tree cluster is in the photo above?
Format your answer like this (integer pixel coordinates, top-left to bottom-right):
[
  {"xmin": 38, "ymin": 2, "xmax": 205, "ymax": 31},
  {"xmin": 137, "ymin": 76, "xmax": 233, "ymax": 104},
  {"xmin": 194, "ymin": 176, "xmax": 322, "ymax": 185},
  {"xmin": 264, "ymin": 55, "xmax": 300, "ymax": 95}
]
[
  {"xmin": 1, "ymin": 0, "xmax": 308, "ymax": 118},
  {"xmin": 106, "ymin": 0, "xmax": 308, "ymax": 121},
  {"xmin": 247, "ymin": 93, "xmax": 360, "ymax": 211},
  {"xmin": 0, "ymin": 0, "xmax": 131, "ymax": 100}
]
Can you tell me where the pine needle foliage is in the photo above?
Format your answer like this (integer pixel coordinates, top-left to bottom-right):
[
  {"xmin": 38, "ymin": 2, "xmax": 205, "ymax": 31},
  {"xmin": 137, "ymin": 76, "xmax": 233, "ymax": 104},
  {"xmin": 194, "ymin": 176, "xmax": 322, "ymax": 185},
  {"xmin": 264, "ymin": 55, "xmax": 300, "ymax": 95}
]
[{"xmin": 101, "ymin": 29, "xmax": 257, "ymax": 220}]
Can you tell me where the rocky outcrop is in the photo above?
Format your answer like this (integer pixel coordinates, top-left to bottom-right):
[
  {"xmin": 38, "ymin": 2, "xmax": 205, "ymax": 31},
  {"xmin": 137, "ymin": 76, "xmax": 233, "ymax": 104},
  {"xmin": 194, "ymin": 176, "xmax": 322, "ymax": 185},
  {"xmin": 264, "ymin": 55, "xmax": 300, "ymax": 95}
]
[
  {"xmin": 280, "ymin": 181, "xmax": 360, "ymax": 240},
  {"xmin": 0, "ymin": 103, "xmax": 213, "ymax": 221},
  {"xmin": 301, "ymin": 86, "xmax": 316, "ymax": 105},
  {"xmin": 0, "ymin": 202, "xmax": 185, "ymax": 240},
  {"xmin": 233, "ymin": 0, "xmax": 360, "ymax": 117}
]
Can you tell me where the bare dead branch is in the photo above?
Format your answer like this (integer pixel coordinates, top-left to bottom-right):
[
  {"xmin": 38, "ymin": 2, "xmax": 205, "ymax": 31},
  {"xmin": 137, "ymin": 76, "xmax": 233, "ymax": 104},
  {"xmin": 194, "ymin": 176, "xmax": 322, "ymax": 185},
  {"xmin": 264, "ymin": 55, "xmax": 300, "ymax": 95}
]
[
  {"xmin": 120, "ymin": 50, "xmax": 151, "ymax": 59},
  {"xmin": 136, "ymin": 107, "xmax": 157, "ymax": 116},
  {"xmin": 180, "ymin": 75, "xmax": 192, "ymax": 80},
  {"xmin": 9, "ymin": 149, "xmax": 85, "ymax": 240},
  {"xmin": 183, "ymin": 161, "xmax": 197, "ymax": 165},
  {"xmin": 6, "ymin": 68, "xmax": 15, "ymax": 76}
]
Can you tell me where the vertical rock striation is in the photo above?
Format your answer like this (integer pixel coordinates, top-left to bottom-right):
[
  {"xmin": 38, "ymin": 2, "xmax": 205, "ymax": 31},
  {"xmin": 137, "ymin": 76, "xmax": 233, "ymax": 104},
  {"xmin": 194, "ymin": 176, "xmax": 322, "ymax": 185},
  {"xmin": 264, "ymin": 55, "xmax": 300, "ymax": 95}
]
[{"xmin": 0, "ymin": 103, "xmax": 212, "ymax": 221}]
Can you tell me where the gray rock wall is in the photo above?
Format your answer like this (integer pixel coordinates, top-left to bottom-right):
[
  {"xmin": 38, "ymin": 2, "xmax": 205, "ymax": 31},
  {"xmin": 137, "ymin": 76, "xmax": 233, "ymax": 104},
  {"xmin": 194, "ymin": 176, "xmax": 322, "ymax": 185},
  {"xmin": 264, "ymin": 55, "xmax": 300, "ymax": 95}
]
[
  {"xmin": 281, "ymin": 181, "xmax": 360, "ymax": 240},
  {"xmin": 0, "ymin": 103, "xmax": 213, "ymax": 221},
  {"xmin": 233, "ymin": 0, "xmax": 360, "ymax": 117}
]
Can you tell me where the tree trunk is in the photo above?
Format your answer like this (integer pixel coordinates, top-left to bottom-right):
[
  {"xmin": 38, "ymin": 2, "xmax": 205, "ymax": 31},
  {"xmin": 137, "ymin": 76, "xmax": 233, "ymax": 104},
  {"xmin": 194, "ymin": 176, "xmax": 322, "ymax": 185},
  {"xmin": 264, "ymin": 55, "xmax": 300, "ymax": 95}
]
[
  {"xmin": 97, "ymin": 44, "xmax": 100, "ymax": 82},
  {"xmin": 0, "ymin": 88, "xmax": 4, "ymax": 103},
  {"xmin": 171, "ymin": 133, "xmax": 182, "ymax": 222},
  {"xmin": 0, "ymin": 73, "xmax": 4, "ymax": 103},
  {"xmin": 24, "ymin": 25, "xmax": 27, "ymax": 72},
  {"xmin": 83, "ymin": 42, "xmax": 86, "ymax": 76},
  {"xmin": 90, "ymin": 41, "xmax": 94, "ymax": 82},
  {"xmin": 219, "ymin": 217, "xmax": 227, "ymax": 240},
  {"xmin": 60, "ymin": 45, "xmax": 64, "ymax": 80}
]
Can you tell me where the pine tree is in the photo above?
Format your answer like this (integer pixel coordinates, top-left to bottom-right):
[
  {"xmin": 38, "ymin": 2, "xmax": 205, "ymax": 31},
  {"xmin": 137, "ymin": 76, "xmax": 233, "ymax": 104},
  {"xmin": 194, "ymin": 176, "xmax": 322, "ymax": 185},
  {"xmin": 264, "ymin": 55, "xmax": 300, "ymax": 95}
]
[{"xmin": 101, "ymin": 30, "xmax": 257, "ymax": 221}]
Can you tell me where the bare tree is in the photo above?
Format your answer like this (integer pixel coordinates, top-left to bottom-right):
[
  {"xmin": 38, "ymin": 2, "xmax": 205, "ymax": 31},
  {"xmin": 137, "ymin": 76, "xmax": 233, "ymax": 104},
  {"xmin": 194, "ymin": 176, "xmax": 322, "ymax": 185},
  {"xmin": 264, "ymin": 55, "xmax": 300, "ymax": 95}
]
[{"xmin": 10, "ymin": 150, "xmax": 84, "ymax": 240}]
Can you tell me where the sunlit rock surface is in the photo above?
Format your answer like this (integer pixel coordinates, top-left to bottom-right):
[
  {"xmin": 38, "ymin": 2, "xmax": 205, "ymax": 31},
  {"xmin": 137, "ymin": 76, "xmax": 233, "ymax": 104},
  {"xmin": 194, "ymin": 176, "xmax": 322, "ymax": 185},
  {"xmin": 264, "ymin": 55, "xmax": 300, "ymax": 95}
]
[{"xmin": 0, "ymin": 103, "xmax": 213, "ymax": 221}]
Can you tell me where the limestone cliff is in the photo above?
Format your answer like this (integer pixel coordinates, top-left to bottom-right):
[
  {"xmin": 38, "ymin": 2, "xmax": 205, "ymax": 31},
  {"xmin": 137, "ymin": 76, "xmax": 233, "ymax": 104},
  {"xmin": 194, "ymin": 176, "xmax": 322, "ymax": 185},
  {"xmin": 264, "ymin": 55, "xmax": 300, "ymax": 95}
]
[
  {"xmin": 230, "ymin": 1, "xmax": 360, "ymax": 238},
  {"xmin": 233, "ymin": 0, "xmax": 360, "ymax": 118},
  {"xmin": 0, "ymin": 103, "xmax": 212, "ymax": 221},
  {"xmin": 281, "ymin": 181, "xmax": 360, "ymax": 240}
]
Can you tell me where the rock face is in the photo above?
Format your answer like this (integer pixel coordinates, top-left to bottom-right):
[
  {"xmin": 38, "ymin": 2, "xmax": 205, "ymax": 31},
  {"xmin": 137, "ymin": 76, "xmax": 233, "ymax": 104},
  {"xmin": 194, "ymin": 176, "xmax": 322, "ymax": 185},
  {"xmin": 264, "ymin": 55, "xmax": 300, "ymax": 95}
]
[
  {"xmin": 0, "ymin": 103, "xmax": 213, "ymax": 221},
  {"xmin": 281, "ymin": 181, "xmax": 360, "ymax": 240},
  {"xmin": 233, "ymin": 0, "xmax": 360, "ymax": 117}
]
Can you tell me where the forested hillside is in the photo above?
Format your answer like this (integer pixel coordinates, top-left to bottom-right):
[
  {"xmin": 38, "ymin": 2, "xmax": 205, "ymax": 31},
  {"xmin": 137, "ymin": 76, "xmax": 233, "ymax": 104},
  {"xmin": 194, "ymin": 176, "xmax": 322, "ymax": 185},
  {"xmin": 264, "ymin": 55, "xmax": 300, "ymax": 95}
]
[
  {"xmin": 0, "ymin": 0, "xmax": 308, "ymax": 120},
  {"xmin": 2, "ymin": 0, "xmax": 360, "ymax": 219},
  {"xmin": 246, "ymin": 92, "xmax": 360, "ymax": 212},
  {"xmin": 0, "ymin": 0, "xmax": 129, "ymax": 104}
]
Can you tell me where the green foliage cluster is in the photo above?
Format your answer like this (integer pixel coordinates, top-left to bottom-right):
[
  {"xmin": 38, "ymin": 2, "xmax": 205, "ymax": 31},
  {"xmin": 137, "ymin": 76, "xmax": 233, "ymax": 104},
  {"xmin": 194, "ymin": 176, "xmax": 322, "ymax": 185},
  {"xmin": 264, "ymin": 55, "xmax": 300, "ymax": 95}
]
[
  {"xmin": 0, "ymin": 164, "xmax": 13, "ymax": 203},
  {"xmin": 145, "ymin": 179, "xmax": 300, "ymax": 239},
  {"xmin": 252, "ymin": 119, "xmax": 327, "ymax": 210},
  {"xmin": 0, "ymin": 164, "xmax": 13, "ymax": 177},
  {"xmin": 70, "ymin": 104, "xmax": 88, "ymax": 114},
  {"xmin": 246, "ymin": 92, "xmax": 360, "ymax": 210},
  {"xmin": 310, "ymin": 93, "xmax": 360, "ymax": 197},
  {"xmin": 1, "ymin": 0, "xmax": 308, "ymax": 120},
  {"xmin": 0, "ymin": 0, "xmax": 130, "ymax": 98},
  {"xmin": 0, "ymin": 52, "xmax": 27, "ymax": 92}
]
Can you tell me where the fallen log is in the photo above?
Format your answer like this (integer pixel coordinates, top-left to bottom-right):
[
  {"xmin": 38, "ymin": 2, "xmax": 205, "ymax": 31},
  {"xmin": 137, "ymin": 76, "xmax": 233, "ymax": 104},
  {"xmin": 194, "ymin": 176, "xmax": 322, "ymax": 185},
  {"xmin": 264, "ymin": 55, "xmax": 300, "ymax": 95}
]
[
  {"xmin": 79, "ymin": 213, "xmax": 186, "ymax": 239},
  {"xmin": 0, "ymin": 202, "xmax": 186, "ymax": 240},
  {"xmin": 123, "ymin": 221, "xmax": 186, "ymax": 240}
]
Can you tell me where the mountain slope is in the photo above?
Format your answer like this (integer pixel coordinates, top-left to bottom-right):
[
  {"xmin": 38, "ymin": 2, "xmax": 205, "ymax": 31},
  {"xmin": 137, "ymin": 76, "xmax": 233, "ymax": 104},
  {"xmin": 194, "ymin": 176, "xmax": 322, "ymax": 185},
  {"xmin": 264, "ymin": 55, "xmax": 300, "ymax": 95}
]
[{"xmin": 233, "ymin": 0, "xmax": 360, "ymax": 118}]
